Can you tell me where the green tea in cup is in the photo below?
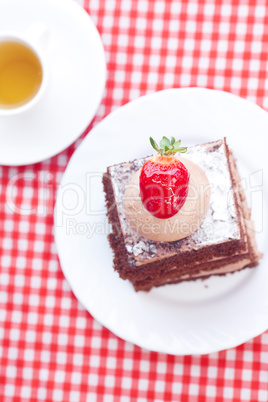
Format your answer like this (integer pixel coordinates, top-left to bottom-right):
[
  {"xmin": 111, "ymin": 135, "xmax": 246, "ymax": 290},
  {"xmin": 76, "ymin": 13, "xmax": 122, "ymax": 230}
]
[{"xmin": 0, "ymin": 40, "xmax": 43, "ymax": 109}]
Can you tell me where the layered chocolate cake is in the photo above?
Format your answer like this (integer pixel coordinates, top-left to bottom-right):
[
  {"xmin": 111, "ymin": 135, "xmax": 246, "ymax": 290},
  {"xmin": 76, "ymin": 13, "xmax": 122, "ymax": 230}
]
[{"xmin": 103, "ymin": 138, "xmax": 261, "ymax": 291}]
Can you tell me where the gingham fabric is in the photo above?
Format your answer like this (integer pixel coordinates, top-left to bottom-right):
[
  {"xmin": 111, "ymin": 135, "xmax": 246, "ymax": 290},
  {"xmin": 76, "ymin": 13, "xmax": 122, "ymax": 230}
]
[{"xmin": 0, "ymin": 0, "xmax": 268, "ymax": 401}]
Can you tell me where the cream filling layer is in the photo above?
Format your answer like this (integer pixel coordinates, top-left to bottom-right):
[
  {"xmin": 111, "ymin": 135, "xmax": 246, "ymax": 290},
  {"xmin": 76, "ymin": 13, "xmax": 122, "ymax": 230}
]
[{"xmin": 123, "ymin": 157, "xmax": 211, "ymax": 242}]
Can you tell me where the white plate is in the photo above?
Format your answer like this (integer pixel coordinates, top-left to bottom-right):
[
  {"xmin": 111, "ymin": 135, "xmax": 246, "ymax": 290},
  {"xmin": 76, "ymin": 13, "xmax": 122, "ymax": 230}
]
[
  {"xmin": 0, "ymin": 0, "xmax": 106, "ymax": 165},
  {"xmin": 54, "ymin": 88, "xmax": 268, "ymax": 355}
]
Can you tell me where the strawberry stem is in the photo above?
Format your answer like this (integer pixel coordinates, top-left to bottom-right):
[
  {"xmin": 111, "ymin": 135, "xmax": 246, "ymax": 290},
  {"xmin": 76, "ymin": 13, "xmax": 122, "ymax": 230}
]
[{"xmin": 149, "ymin": 136, "xmax": 187, "ymax": 156}]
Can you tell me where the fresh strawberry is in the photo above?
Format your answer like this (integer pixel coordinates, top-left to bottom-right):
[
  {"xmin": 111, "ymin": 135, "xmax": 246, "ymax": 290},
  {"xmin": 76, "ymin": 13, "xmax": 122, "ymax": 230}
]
[{"xmin": 139, "ymin": 136, "xmax": 190, "ymax": 219}]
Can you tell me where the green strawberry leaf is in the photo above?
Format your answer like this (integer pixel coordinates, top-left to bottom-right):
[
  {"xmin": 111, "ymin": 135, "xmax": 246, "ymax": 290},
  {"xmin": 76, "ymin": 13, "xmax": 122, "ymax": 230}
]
[
  {"xmin": 173, "ymin": 140, "xmax": 181, "ymax": 150},
  {"xmin": 149, "ymin": 137, "xmax": 187, "ymax": 156},
  {"xmin": 149, "ymin": 137, "xmax": 160, "ymax": 152},
  {"xmin": 160, "ymin": 136, "xmax": 170, "ymax": 148}
]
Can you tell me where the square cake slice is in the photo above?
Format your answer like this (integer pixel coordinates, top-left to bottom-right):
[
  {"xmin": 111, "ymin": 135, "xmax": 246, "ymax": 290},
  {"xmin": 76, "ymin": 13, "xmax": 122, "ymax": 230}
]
[{"xmin": 103, "ymin": 138, "xmax": 261, "ymax": 291}]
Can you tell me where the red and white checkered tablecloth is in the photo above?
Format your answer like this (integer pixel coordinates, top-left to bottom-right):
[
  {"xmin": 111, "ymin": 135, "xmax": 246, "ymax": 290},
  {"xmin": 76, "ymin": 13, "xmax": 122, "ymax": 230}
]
[{"xmin": 1, "ymin": 0, "xmax": 268, "ymax": 401}]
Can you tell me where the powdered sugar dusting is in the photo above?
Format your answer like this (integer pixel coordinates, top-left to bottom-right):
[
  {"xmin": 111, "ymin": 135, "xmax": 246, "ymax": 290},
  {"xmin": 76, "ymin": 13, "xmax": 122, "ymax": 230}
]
[{"xmin": 185, "ymin": 142, "xmax": 239, "ymax": 247}]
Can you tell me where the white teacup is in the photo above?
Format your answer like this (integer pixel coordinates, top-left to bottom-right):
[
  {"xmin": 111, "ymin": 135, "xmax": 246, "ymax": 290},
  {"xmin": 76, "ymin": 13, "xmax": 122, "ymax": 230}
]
[{"xmin": 0, "ymin": 23, "xmax": 48, "ymax": 116}]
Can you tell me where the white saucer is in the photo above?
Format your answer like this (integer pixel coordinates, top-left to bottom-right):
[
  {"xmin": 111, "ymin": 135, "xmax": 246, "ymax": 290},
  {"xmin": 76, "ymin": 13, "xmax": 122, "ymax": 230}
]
[
  {"xmin": 0, "ymin": 0, "xmax": 106, "ymax": 166},
  {"xmin": 54, "ymin": 88, "xmax": 268, "ymax": 355}
]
